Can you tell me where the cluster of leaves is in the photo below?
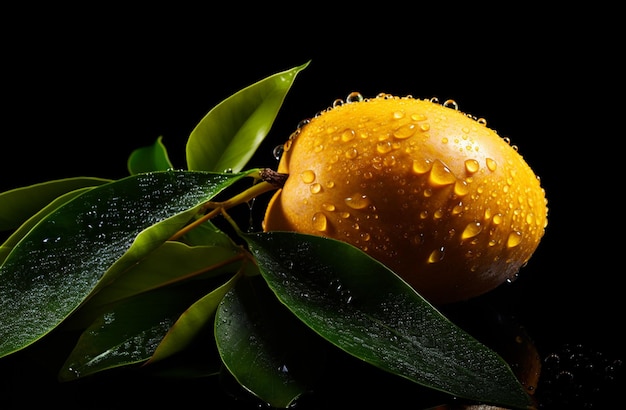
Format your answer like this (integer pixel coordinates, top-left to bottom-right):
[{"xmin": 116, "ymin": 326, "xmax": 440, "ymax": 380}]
[{"xmin": 0, "ymin": 62, "xmax": 533, "ymax": 409}]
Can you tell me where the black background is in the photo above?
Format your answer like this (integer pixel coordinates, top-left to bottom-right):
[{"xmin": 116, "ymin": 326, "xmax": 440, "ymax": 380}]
[{"xmin": 1, "ymin": 7, "xmax": 623, "ymax": 409}]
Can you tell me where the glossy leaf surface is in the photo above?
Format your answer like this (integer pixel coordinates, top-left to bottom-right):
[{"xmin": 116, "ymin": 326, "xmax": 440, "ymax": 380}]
[
  {"xmin": 59, "ymin": 284, "xmax": 210, "ymax": 381},
  {"xmin": 243, "ymin": 231, "xmax": 533, "ymax": 409},
  {"xmin": 70, "ymin": 242, "xmax": 246, "ymax": 328},
  {"xmin": 216, "ymin": 275, "xmax": 327, "ymax": 408},
  {"xmin": 0, "ymin": 188, "xmax": 92, "ymax": 265},
  {"xmin": 0, "ymin": 170, "xmax": 254, "ymax": 358},
  {"xmin": 127, "ymin": 136, "xmax": 174, "ymax": 175},
  {"xmin": 186, "ymin": 61, "xmax": 309, "ymax": 173},
  {"xmin": 0, "ymin": 177, "xmax": 111, "ymax": 231},
  {"xmin": 148, "ymin": 272, "xmax": 240, "ymax": 364}
]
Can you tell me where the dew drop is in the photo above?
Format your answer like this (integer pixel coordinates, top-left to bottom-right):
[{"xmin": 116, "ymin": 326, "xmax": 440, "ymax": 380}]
[
  {"xmin": 376, "ymin": 141, "xmax": 393, "ymax": 154},
  {"xmin": 382, "ymin": 155, "xmax": 397, "ymax": 167},
  {"xmin": 346, "ymin": 91, "xmax": 364, "ymax": 103},
  {"xmin": 272, "ymin": 145, "xmax": 284, "ymax": 160},
  {"xmin": 461, "ymin": 221, "xmax": 483, "ymax": 240},
  {"xmin": 341, "ymin": 128, "xmax": 356, "ymax": 142},
  {"xmin": 312, "ymin": 212, "xmax": 328, "ymax": 232},
  {"xmin": 443, "ymin": 99, "xmax": 459, "ymax": 110},
  {"xmin": 486, "ymin": 158, "xmax": 498, "ymax": 171},
  {"xmin": 345, "ymin": 194, "xmax": 371, "ymax": 210},
  {"xmin": 492, "ymin": 214, "xmax": 503, "ymax": 225},
  {"xmin": 412, "ymin": 158, "xmax": 432, "ymax": 174},
  {"xmin": 309, "ymin": 183, "xmax": 322, "ymax": 194},
  {"xmin": 411, "ymin": 113, "xmax": 427, "ymax": 121},
  {"xmin": 464, "ymin": 159, "xmax": 480, "ymax": 174},
  {"xmin": 393, "ymin": 123, "xmax": 416, "ymax": 139},
  {"xmin": 484, "ymin": 208, "xmax": 492, "ymax": 220},
  {"xmin": 453, "ymin": 180, "xmax": 469, "ymax": 196},
  {"xmin": 393, "ymin": 110, "xmax": 405, "ymax": 119},
  {"xmin": 427, "ymin": 247, "xmax": 445, "ymax": 263},
  {"xmin": 428, "ymin": 160, "xmax": 456, "ymax": 187},
  {"xmin": 413, "ymin": 233, "xmax": 425, "ymax": 245},
  {"xmin": 322, "ymin": 203, "xmax": 336, "ymax": 212},
  {"xmin": 300, "ymin": 170, "xmax": 316, "ymax": 183},
  {"xmin": 345, "ymin": 147, "xmax": 358, "ymax": 159},
  {"xmin": 507, "ymin": 231, "xmax": 523, "ymax": 248}
]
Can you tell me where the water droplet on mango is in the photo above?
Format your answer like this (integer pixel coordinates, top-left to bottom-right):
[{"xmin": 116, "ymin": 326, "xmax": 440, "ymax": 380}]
[
  {"xmin": 345, "ymin": 194, "xmax": 371, "ymax": 210},
  {"xmin": 300, "ymin": 170, "xmax": 316, "ymax": 183},
  {"xmin": 427, "ymin": 247, "xmax": 445, "ymax": 263},
  {"xmin": 341, "ymin": 129, "xmax": 356, "ymax": 142},
  {"xmin": 376, "ymin": 141, "xmax": 393, "ymax": 154},
  {"xmin": 393, "ymin": 123, "xmax": 416, "ymax": 139},
  {"xmin": 312, "ymin": 212, "xmax": 328, "ymax": 232},
  {"xmin": 310, "ymin": 183, "xmax": 322, "ymax": 194},
  {"xmin": 412, "ymin": 158, "xmax": 432, "ymax": 174},
  {"xmin": 507, "ymin": 231, "xmax": 522, "ymax": 248},
  {"xmin": 429, "ymin": 159, "xmax": 457, "ymax": 187},
  {"xmin": 461, "ymin": 221, "xmax": 483, "ymax": 240},
  {"xmin": 464, "ymin": 159, "xmax": 480, "ymax": 174},
  {"xmin": 345, "ymin": 147, "xmax": 358, "ymax": 159},
  {"xmin": 346, "ymin": 92, "xmax": 363, "ymax": 103}
]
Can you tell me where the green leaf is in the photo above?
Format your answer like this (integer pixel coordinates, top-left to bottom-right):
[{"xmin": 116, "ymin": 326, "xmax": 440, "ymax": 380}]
[
  {"xmin": 180, "ymin": 219, "xmax": 240, "ymax": 249},
  {"xmin": 0, "ymin": 188, "xmax": 92, "ymax": 265},
  {"xmin": 0, "ymin": 177, "xmax": 112, "ymax": 231},
  {"xmin": 242, "ymin": 231, "xmax": 534, "ymax": 410},
  {"xmin": 147, "ymin": 271, "xmax": 240, "ymax": 364},
  {"xmin": 71, "ymin": 242, "xmax": 246, "ymax": 327},
  {"xmin": 186, "ymin": 61, "xmax": 310, "ymax": 173},
  {"xmin": 215, "ymin": 275, "xmax": 327, "ymax": 408},
  {"xmin": 0, "ymin": 169, "xmax": 255, "ymax": 358},
  {"xmin": 59, "ymin": 284, "xmax": 210, "ymax": 381},
  {"xmin": 127, "ymin": 136, "xmax": 174, "ymax": 175}
]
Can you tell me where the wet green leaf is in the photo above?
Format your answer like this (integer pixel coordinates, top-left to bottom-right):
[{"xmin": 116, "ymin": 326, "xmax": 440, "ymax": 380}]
[
  {"xmin": 186, "ymin": 61, "xmax": 310, "ymax": 173},
  {"xmin": 59, "ymin": 284, "xmax": 210, "ymax": 381},
  {"xmin": 0, "ymin": 177, "xmax": 111, "ymax": 231},
  {"xmin": 147, "ymin": 272, "xmax": 240, "ymax": 364},
  {"xmin": 242, "ymin": 231, "xmax": 533, "ymax": 410},
  {"xmin": 1, "ymin": 188, "xmax": 92, "ymax": 265},
  {"xmin": 215, "ymin": 275, "xmax": 327, "ymax": 408},
  {"xmin": 179, "ymin": 219, "xmax": 241, "ymax": 249},
  {"xmin": 0, "ymin": 170, "xmax": 255, "ymax": 358},
  {"xmin": 127, "ymin": 136, "xmax": 174, "ymax": 175},
  {"xmin": 69, "ymin": 242, "xmax": 246, "ymax": 328}
]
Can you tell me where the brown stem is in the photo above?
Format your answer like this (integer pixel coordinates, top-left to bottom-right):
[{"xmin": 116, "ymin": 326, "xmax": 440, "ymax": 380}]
[
  {"xmin": 259, "ymin": 168, "xmax": 288, "ymax": 189},
  {"xmin": 168, "ymin": 172, "xmax": 284, "ymax": 241}
]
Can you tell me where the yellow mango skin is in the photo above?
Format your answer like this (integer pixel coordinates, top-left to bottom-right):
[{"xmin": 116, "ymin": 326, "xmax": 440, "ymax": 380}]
[{"xmin": 263, "ymin": 95, "xmax": 548, "ymax": 305}]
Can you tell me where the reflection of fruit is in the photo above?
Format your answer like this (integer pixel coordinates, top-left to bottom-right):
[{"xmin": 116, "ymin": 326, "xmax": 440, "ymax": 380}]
[{"xmin": 263, "ymin": 93, "xmax": 548, "ymax": 305}]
